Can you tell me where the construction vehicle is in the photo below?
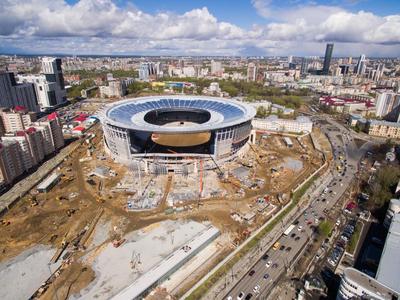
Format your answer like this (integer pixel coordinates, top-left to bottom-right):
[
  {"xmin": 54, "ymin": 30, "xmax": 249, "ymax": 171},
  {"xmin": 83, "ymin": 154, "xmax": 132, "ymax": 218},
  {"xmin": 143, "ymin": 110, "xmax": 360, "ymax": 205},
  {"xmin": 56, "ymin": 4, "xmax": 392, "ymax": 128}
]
[
  {"xmin": 96, "ymin": 196, "xmax": 105, "ymax": 203},
  {"xmin": 112, "ymin": 238, "xmax": 126, "ymax": 248},
  {"xmin": 66, "ymin": 209, "xmax": 76, "ymax": 217},
  {"xmin": 29, "ymin": 196, "xmax": 38, "ymax": 207}
]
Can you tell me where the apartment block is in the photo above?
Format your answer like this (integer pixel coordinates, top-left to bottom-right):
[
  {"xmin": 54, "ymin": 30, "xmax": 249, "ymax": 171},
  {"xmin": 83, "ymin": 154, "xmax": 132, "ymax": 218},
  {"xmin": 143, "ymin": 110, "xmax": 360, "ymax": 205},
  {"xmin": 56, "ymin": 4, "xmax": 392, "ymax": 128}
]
[{"xmin": 0, "ymin": 140, "xmax": 25, "ymax": 185}]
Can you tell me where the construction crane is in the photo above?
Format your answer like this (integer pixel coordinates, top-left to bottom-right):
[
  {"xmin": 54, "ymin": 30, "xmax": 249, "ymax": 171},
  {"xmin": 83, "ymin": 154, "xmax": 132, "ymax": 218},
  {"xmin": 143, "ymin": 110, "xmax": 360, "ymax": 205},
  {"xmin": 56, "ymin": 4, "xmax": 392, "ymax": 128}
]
[
  {"xmin": 130, "ymin": 250, "xmax": 142, "ymax": 272},
  {"xmin": 198, "ymin": 160, "xmax": 203, "ymax": 209}
]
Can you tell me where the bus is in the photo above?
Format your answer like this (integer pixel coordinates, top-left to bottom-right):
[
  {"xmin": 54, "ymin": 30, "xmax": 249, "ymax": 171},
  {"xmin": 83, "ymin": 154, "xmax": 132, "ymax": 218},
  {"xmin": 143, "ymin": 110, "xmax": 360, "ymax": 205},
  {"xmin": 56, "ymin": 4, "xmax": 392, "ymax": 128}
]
[{"xmin": 283, "ymin": 224, "xmax": 296, "ymax": 236}]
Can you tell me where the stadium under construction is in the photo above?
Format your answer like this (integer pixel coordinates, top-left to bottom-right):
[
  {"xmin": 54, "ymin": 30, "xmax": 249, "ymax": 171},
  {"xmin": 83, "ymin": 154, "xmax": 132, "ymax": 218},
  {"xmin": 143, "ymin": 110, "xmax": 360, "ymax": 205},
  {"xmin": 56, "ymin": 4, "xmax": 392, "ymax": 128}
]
[{"xmin": 98, "ymin": 95, "xmax": 256, "ymax": 174}]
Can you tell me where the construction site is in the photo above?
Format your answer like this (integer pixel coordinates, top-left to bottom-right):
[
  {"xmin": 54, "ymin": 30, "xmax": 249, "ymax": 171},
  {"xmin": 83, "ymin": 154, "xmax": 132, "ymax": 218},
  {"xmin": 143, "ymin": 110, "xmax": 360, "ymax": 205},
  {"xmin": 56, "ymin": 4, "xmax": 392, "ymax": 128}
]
[{"xmin": 0, "ymin": 104, "xmax": 331, "ymax": 299}]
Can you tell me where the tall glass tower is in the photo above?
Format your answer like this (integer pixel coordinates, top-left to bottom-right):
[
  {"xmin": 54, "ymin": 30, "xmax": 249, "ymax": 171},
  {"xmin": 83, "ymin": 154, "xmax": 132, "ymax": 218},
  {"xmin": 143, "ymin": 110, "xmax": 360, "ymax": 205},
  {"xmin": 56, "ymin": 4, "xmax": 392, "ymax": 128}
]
[{"xmin": 322, "ymin": 43, "xmax": 334, "ymax": 75}]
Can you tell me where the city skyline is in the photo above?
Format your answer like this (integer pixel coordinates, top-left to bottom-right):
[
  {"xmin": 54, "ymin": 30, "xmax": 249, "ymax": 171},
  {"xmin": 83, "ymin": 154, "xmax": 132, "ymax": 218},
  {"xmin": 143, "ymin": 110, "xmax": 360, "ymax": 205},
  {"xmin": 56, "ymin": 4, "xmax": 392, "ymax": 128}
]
[{"xmin": 0, "ymin": 0, "xmax": 399, "ymax": 57}]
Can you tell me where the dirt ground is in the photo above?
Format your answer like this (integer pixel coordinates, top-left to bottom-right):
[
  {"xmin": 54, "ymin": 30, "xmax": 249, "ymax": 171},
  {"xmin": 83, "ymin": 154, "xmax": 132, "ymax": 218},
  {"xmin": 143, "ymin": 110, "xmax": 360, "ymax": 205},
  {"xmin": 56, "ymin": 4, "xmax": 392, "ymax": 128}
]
[{"xmin": 0, "ymin": 127, "xmax": 330, "ymax": 299}]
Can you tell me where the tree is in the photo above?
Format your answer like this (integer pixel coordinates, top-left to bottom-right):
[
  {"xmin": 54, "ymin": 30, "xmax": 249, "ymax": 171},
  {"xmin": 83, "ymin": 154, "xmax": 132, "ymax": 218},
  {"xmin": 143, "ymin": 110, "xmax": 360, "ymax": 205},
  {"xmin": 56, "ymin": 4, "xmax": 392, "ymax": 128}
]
[
  {"xmin": 318, "ymin": 220, "xmax": 333, "ymax": 238},
  {"xmin": 256, "ymin": 106, "xmax": 267, "ymax": 118},
  {"xmin": 368, "ymin": 165, "xmax": 400, "ymax": 208}
]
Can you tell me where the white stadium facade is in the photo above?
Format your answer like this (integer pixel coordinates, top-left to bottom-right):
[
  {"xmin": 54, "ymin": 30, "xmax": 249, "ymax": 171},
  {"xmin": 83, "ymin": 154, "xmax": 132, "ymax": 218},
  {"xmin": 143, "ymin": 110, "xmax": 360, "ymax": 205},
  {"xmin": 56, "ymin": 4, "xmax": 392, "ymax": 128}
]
[{"xmin": 99, "ymin": 95, "xmax": 256, "ymax": 174}]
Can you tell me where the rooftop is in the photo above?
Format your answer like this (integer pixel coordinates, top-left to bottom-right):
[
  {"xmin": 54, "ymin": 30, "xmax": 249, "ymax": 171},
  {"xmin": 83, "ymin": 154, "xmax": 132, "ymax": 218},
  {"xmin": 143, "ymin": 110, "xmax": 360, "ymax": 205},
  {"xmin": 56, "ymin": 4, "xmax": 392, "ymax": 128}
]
[
  {"xmin": 343, "ymin": 268, "xmax": 398, "ymax": 299},
  {"xmin": 369, "ymin": 119, "xmax": 400, "ymax": 128},
  {"xmin": 376, "ymin": 213, "xmax": 400, "ymax": 293}
]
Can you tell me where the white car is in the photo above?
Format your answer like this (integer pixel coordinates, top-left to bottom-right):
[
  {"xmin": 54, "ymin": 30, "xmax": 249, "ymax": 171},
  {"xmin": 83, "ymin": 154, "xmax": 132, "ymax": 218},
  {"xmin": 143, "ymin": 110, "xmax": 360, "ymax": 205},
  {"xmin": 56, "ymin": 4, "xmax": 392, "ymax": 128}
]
[
  {"xmin": 253, "ymin": 285, "xmax": 260, "ymax": 293},
  {"xmin": 336, "ymin": 220, "xmax": 341, "ymax": 226},
  {"xmin": 265, "ymin": 260, "xmax": 272, "ymax": 268},
  {"xmin": 227, "ymin": 297, "xmax": 233, "ymax": 300},
  {"xmin": 297, "ymin": 225, "xmax": 303, "ymax": 231},
  {"xmin": 237, "ymin": 292, "xmax": 245, "ymax": 300}
]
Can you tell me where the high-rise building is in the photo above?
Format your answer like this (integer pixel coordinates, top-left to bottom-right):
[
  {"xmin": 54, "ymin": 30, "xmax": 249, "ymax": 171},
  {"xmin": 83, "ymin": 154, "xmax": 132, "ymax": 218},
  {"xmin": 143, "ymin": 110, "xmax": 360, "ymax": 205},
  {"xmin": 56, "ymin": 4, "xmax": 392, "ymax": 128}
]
[
  {"xmin": 355, "ymin": 54, "xmax": 366, "ymax": 75},
  {"xmin": 247, "ymin": 62, "xmax": 257, "ymax": 81},
  {"xmin": 17, "ymin": 57, "xmax": 67, "ymax": 109},
  {"xmin": 288, "ymin": 55, "xmax": 293, "ymax": 63},
  {"xmin": 322, "ymin": 43, "xmax": 334, "ymax": 75},
  {"xmin": 0, "ymin": 106, "xmax": 37, "ymax": 133},
  {"xmin": 0, "ymin": 140, "xmax": 25, "ymax": 185},
  {"xmin": 44, "ymin": 112, "xmax": 64, "ymax": 150},
  {"xmin": 2, "ymin": 132, "xmax": 35, "ymax": 170},
  {"xmin": 375, "ymin": 90, "xmax": 400, "ymax": 121},
  {"xmin": 0, "ymin": 72, "xmax": 40, "ymax": 112},
  {"xmin": 210, "ymin": 60, "xmax": 222, "ymax": 76},
  {"xmin": 300, "ymin": 57, "xmax": 309, "ymax": 75},
  {"xmin": 139, "ymin": 62, "xmax": 156, "ymax": 81}
]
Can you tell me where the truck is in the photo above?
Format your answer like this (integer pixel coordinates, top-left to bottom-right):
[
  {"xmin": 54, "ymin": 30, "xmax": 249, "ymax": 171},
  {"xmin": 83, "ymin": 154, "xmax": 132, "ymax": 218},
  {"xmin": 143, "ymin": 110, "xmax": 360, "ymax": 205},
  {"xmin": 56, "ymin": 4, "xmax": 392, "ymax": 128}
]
[{"xmin": 284, "ymin": 224, "xmax": 296, "ymax": 236}]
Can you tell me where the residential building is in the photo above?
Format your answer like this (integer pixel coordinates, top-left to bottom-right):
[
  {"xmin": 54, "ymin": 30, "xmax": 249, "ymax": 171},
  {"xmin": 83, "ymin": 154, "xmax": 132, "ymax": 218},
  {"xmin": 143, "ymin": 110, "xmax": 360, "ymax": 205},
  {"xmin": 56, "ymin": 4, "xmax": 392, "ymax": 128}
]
[
  {"xmin": 375, "ymin": 90, "xmax": 400, "ymax": 120},
  {"xmin": 139, "ymin": 62, "xmax": 156, "ymax": 81},
  {"xmin": 252, "ymin": 115, "xmax": 313, "ymax": 133},
  {"xmin": 0, "ymin": 72, "xmax": 40, "ymax": 112},
  {"xmin": 0, "ymin": 140, "xmax": 25, "ymax": 184},
  {"xmin": 247, "ymin": 62, "xmax": 257, "ymax": 81},
  {"xmin": 367, "ymin": 120, "xmax": 400, "ymax": 138},
  {"xmin": 210, "ymin": 60, "xmax": 222, "ymax": 76},
  {"xmin": 322, "ymin": 43, "xmax": 334, "ymax": 75},
  {"xmin": 43, "ymin": 112, "xmax": 64, "ymax": 150},
  {"xmin": 2, "ymin": 132, "xmax": 35, "ymax": 170},
  {"xmin": 0, "ymin": 106, "xmax": 37, "ymax": 133}
]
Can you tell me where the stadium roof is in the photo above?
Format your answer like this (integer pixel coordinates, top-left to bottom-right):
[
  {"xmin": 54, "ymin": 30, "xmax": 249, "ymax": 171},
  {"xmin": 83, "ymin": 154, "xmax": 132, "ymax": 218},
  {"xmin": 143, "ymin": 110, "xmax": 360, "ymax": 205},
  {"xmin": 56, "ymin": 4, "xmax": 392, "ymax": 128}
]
[{"xmin": 100, "ymin": 96, "xmax": 255, "ymax": 133}]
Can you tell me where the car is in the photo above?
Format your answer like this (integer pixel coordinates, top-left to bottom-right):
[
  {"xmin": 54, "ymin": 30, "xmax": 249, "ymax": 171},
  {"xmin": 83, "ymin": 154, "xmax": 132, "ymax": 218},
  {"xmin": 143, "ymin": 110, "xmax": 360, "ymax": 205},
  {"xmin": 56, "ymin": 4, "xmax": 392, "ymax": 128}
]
[
  {"xmin": 237, "ymin": 292, "xmax": 245, "ymax": 300},
  {"xmin": 266, "ymin": 260, "xmax": 272, "ymax": 268},
  {"xmin": 297, "ymin": 225, "xmax": 303, "ymax": 231},
  {"xmin": 286, "ymin": 247, "xmax": 292, "ymax": 252},
  {"xmin": 293, "ymin": 220, "xmax": 299, "ymax": 225},
  {"xmin": 253, "ymin": 285, "xmax": 260, "ymax": 293},
  {"xmin": 307, "ymin": 220, "xmax": 313, "ymax": 225},
  {"xmin": 295, "ymin": 236, "xmax": 300, "ymax": 241},
  {"xmin": 263, "ymin": 273, "xmax": 270, "ymax": 280},
  {"xmin": 280, "ymin": 245, "xmax": 285, "ymax": 251},
  {"xmin": 262, "ymin": 254, "xmax": 269, "ymax": 260},
  {"xmin": 322, "ymin": 198, "xmax": 326, "ymax": 202},
  {"xmin": 272, "ymin": 263, "xmax": 279, "ymax": 268},
  {"xmin": 227, "ymin": 297, "xmax": 233, "ymax": 300},
  {"xmin": 336, "ymin": 220, "xmax": 341, "ymax": 226},
  {"xmin": 290, "ymin": 233, "xmax": 296, "ymax": 238},
  {"xmin": 248, "ymin": 270, "xmax": 255, "ymax": 276},
  {"xmin": 245, "ymin": 293, "xmax": 253, "ymax": 300}
]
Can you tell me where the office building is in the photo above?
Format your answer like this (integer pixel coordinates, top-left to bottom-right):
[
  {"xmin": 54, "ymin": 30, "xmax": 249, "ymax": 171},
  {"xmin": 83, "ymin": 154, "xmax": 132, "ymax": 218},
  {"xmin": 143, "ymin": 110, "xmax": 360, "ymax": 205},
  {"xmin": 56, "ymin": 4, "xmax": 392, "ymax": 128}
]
[
  {"xmin": 0, "ymin": 72, "xmax": 40, "ymax": 112},
  {"xmin": 337, "ymin": 268, "xmax": 398, "ymax": 300},
  {"xmin": 247, "ymin": 62, "xmax": 257, "ymax": 81},
  {"xmin": 355, "ymin": 54, "xmax": 366, "ymax": 75},
  {"xmin": 99, "ymin": 79, "xmax": 129, "ymax": 98},
  {"xmin": 384, "ymin": 199, "xmax": 400, "ymax": 229},
  {"xmin": 17, "ymin": 57, "xmax": 67, "ymax": 109},
  {"xmin": 338, "ymin": 213, "xmax": 400, "ymax": 299},
  {"xmin": 252, "ymin": 115, "xmax": 313, "ymax": 133},
  {"xmin": 300, "ymin": 57, "xmax": 309, "ymax": 75},
  {"xmin": 0, "ymin": 106, "xmax": 37, "ymax": 133},
  {"xmin": 375, "ymin": 90, "xmax": 400, "ymax": 120},
  {"xmin": 322, "ymin": 43, "xmax": 334, "ymax": 75}
]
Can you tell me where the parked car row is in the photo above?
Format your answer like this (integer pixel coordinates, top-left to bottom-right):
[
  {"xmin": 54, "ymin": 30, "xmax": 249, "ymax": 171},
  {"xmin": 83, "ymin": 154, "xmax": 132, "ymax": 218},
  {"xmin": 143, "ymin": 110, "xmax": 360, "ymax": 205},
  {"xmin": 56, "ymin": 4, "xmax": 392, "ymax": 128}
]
[{"xmin": 326, "ymin": 219, "xmax": 356, "ymax": 268}]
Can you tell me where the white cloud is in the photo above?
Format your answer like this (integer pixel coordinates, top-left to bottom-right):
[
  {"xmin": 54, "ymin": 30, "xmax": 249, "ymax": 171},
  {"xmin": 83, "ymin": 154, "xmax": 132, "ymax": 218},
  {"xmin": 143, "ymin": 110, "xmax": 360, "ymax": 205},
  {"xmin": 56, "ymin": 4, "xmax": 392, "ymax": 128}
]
[{"xmin": 0, "ymin": 0, "xmax": 399, "ymax": 56}]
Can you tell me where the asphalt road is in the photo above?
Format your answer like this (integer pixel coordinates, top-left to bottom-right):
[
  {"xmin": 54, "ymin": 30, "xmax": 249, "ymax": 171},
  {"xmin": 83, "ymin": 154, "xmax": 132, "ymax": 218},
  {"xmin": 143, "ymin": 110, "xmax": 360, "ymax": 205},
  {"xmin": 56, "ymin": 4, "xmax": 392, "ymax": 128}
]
[{"xmin": 226, "ymin": 119, "xmax": 372, "ymax": 300}]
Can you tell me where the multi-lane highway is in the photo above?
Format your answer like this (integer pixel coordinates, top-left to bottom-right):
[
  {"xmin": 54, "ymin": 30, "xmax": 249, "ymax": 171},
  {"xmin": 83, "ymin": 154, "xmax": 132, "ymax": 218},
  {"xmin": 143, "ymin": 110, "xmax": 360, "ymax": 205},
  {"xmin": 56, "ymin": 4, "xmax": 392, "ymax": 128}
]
[{"xmin": 225, "ymin": 118, "xmax": 372, "ymax": 300}]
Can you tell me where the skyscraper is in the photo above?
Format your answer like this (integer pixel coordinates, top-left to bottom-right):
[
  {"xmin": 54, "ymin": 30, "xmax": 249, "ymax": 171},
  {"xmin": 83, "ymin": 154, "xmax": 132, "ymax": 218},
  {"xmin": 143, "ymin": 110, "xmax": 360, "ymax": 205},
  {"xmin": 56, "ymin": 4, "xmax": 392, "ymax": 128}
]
[
  {"xmin": 355, "ymin": 54, "xmax": 366, "ymax": 75},
  {"xmin": 322, "ymin": 43, "xmax": 334, "ymax": 75},
  {"xmin": 300, "ymin": 57, "xmax": 309, "ymax": 75}
]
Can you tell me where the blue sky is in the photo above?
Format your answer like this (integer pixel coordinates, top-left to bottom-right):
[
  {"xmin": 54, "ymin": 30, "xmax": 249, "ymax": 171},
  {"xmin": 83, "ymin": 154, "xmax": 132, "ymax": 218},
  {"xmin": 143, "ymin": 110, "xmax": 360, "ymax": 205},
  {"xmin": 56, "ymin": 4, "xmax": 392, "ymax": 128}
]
[{"xmin": 1, "ymin": 0, "xmax": 400, "ymax": 56}]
